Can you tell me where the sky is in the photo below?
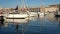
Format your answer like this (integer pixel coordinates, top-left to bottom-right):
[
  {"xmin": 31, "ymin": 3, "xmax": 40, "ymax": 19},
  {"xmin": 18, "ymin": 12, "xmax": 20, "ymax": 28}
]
[{"xmin": 0, "ymin": 0, "xmax": 60, "ymax": 8}]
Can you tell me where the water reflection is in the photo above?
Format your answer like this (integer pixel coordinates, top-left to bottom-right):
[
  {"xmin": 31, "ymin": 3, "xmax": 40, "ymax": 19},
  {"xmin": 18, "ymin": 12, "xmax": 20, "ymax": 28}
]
[
  {"xmin": 29, "ymin": 17, "xmax": 38, "ymax": 21},
  {"xmin": 55, "ymin": 17, "xmax": 60, "ymax": 27},
  {"xmin": 55, "ymin": 17, "xmax": 60, "ymax": 22},
  {"xmin": 0, "ymin": 21, "xmax": 4, "ymax": 29},
  {"xmin": 0, "ymin": 14, "xmax": 60, "ymax": 34},
  {"xmin": 14, "ymin": 22, "xmax": 29, "ymax": 34},
  {"xmin": 0, "ymin": 18, "xmax": 29, "ymax": 34},
  {"xmin": 15, "ymin": 23, "xmax": 19, "ymax": 34}
]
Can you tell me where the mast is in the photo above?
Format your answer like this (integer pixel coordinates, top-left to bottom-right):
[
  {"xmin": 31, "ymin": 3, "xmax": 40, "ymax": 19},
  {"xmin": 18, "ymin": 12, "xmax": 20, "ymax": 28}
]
[
  {"xmin": 21, "ymin": 0, "xmax": 26, "ymax": 11},
  {"xmin": 59, "ymin": 3, "xmax": 60, "ymax": 11},
  {"xmin": 16, "ymin": 0, "xmax": 18, "ymax": 10},
  {"xmin": 22, "ymin": 0, "xmax": 25, "ymax": 8}
]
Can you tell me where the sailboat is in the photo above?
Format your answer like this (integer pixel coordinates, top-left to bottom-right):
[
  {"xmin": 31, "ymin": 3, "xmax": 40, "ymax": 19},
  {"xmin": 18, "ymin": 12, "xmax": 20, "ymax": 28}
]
[{"xmin": 5, "ymin": 0, "xmax": 29, "ymax": 23}]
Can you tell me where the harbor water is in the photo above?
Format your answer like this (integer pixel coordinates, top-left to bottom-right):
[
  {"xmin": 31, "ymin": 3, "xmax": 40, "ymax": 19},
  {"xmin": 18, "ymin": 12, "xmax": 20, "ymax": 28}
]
[{"xmin": 0, "ymin": 13, "xmax": 60, "ymax": 34}]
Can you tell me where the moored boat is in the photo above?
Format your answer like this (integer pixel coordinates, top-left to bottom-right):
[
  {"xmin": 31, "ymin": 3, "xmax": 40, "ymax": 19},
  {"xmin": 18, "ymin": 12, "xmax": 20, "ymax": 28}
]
[
  {"xmin": 54, "ymin": 11, "xmax": 60, "ymax": 17},
  {"xmin": 27, "ymin": 11, "xmax": 38, "ymax": 17},
  {"xmin": 4, "ymin": 11, "xmax": 29, "ymax": 23}
]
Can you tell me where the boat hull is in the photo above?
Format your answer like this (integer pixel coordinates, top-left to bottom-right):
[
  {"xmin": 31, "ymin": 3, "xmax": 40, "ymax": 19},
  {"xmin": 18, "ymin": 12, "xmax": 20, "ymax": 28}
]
[
  {"xmin": 55, "ymin": 15, "xmax": 60, "ymax": 17},
  {"xmin": 5, "ymin": 19, "xmax": 29, "ymax": 23},
  {"xmin": 5, "ymin": 13, "xmax": 29, "ymax": 23},
  {"xmin": 28, "ymin": 12, "xmax": 38, "ymax": 17}
]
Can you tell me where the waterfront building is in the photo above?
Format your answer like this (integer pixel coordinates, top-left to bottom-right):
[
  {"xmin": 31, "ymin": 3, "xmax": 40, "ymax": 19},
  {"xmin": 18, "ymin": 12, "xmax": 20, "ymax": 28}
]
[
  {"xmin": 29, "ymin": 8, "xmax": 40, "ymax": 12},
  {"xmin": 45, "ymin": 4, "xmax": 59, "ymax": 12}
]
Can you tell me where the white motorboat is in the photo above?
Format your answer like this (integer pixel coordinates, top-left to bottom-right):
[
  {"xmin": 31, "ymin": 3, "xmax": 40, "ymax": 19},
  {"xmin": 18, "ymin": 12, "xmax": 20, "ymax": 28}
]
[
  {"xmin": 38, "ymin": 12, "xmax": 48, "ymax": 16},
  {"xmin": 38, "ymin": 12, "xmax": 44, "ymax": 16},
  {"xmin": 4, "ymin": 11, "xmax": 29, "ymax": 23},
  {"xmin": 5, "ymin": 11, "xmax": 29, "ymax": 19},
  {"xmin": 28, "ymin": 11, "xmax": 38, "ymax": 17},
  {"xmin": 55, "ymin": 11, "xmax": 60, "ymax": 17}
]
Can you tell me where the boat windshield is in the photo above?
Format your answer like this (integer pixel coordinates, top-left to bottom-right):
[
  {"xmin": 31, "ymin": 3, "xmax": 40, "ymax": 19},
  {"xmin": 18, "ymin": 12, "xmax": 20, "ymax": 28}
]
[
  {"xmin": 9, "ymin": 12, "xmax": 20, "ymax": 14},
  {"xmin": 9, "ymin": 11, "xmax": 28, "ymax": 14}
]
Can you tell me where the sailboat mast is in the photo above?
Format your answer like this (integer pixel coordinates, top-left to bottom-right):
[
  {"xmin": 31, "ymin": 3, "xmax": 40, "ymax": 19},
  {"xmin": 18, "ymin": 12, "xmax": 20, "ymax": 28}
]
[
  {"xmin": 17, "ymin": 0, "xmax": 18, "ymax": 9},
  {"xmin": 21, "ymin": 0, "xmax": 25, "ymax": 8},
  {"xmin": 17, "ymin": 0, "xmax": 18, "ymax": 6}
]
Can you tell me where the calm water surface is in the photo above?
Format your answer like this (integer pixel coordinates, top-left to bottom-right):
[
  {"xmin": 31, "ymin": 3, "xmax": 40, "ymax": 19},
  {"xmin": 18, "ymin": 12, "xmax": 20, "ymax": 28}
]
[{"xmin": 0, "ymin": 13, "xmax": 60, "ymax": 34}]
